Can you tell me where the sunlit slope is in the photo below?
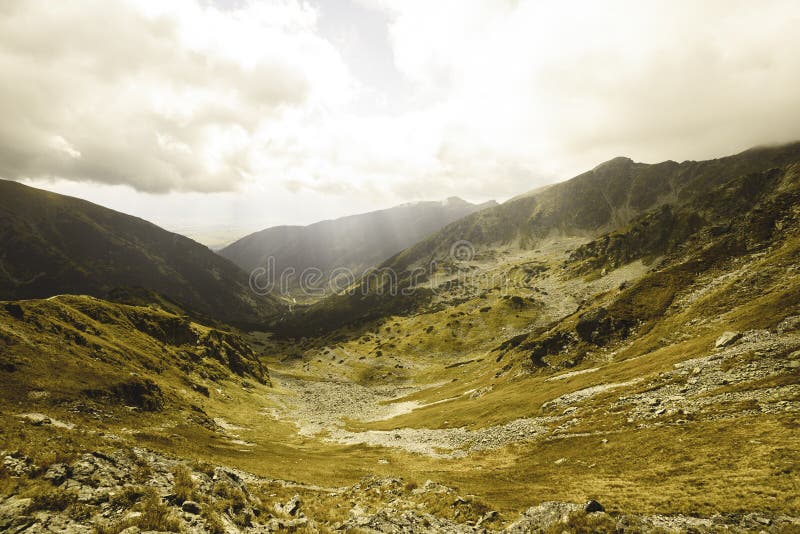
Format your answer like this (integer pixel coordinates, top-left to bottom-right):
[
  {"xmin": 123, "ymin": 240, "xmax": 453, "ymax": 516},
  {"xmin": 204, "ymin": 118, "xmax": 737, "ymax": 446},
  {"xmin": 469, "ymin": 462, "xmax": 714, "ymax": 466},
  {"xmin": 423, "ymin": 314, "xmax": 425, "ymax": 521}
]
[
  {"xmin": 281, "ymin": 142, "xmax": 800, "ymax": 334},
  {"xmin": 219, "ymin": 197, "xmax": 496, "ymax": 298},
  {"xmin": 0, "ymin": 295, "xmax": 269, "ymax": 426}
]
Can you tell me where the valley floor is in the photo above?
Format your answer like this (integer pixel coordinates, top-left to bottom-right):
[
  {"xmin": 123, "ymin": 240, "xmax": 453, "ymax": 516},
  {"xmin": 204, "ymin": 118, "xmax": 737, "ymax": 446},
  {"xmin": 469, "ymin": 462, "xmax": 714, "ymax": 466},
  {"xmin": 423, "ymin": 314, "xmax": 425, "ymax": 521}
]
[{"xmin": 2, "ymin": 243, "xmax": 800, "ymax": 532}]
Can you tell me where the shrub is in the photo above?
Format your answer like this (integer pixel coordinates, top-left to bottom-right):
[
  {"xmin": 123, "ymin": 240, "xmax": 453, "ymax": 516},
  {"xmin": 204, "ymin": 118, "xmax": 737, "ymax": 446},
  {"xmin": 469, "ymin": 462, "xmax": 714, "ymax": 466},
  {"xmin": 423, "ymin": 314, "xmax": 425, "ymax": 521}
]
[
  {"xmin": 134, "ymin": 490, "xmax": 183, "ymax": 532},
  {"xmin": 172, "ymin": 464, "xmax": 196, "ymax": 503}
]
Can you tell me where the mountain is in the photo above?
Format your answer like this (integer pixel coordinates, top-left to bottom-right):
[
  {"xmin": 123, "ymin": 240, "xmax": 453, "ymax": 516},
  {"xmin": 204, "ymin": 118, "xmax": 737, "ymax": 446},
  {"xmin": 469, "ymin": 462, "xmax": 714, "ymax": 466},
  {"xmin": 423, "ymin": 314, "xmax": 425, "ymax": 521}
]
[
  {"xmin": 383, "ymin": 143, "xmax": 800, "ymax": 273},
  {"xmin": 2, "ymin": 143, "xmax": 799, "ymax": 532},
  {"xmin": 218, "ymin": 197, "xmax": 496, "ymax": 298},
  {"xmin": 0, "ymin": 180, "xmax": 282, "ymax": 327},
  {"xmin": 281, "ymin": 142, "xmax": 800, "ymax": 334}
]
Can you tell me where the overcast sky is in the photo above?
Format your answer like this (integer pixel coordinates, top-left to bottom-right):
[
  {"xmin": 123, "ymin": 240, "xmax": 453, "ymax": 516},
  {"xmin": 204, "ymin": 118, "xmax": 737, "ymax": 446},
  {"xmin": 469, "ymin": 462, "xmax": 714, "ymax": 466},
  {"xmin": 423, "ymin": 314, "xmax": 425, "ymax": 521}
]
[{"xmin": 3, "ymin": 0, "xmax": 800, "ymax": 246}]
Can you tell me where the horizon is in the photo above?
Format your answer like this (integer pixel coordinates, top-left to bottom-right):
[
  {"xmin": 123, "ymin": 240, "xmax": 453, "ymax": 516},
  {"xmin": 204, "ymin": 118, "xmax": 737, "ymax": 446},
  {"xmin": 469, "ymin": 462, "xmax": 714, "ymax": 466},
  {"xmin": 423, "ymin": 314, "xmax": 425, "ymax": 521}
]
[
  {"xmin": 12, "ymin": 139, "xmax": 800, "ymax": 249},
  {"xmin": 3, "ymin": 0, "xmax": 800, "ymax": 246}
]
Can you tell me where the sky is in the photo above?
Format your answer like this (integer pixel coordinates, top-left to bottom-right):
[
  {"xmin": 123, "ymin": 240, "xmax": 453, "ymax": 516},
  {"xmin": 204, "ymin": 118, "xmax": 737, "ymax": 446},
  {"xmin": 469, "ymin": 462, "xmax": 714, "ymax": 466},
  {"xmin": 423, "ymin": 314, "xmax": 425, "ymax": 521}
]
[{"xmin": 2, "ymin": 0, "xmax": 800, "ymax": 247}]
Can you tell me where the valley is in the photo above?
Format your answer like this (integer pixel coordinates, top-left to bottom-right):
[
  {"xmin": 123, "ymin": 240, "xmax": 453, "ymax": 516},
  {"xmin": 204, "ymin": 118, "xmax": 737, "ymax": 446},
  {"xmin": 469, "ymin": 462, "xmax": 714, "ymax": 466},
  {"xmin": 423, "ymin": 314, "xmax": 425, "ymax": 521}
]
[{"xmin": 2, "ymin": 144, "xmax": 800, "ymax": 532}]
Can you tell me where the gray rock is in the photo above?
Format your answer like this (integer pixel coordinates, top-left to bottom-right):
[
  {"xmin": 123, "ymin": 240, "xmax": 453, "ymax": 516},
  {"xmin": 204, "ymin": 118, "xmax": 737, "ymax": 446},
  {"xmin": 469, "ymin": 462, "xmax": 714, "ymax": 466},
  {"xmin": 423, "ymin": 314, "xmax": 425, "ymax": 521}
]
[
  {"xmin": 0, "ymin": 497, "xmax": 33, "ymax": 531},
  {"xmin": 505, "ymin": 501, "xmax": 582, "ymax": 533},
  {"xmin": 279, "ymin": 494, "xmax": 301, "ymax": 516},
  {"xmin": 715, "ymin": 331, "xmax": 742, "ymax": 348},
  {"xmin": 2, "ymin": 454, "xmax": 34, "ymax": 476},
  {"xmin": 42, "ymin": 463, "xmax": 71, "ymax": 485}
]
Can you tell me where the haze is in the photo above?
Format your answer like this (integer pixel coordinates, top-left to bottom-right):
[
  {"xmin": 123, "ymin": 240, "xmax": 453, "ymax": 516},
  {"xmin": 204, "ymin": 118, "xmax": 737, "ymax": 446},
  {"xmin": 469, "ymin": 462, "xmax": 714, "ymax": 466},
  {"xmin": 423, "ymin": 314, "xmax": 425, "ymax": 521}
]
[{"xmin": 2, "ymin": 0, "xmax": 800, "ymax": 247}]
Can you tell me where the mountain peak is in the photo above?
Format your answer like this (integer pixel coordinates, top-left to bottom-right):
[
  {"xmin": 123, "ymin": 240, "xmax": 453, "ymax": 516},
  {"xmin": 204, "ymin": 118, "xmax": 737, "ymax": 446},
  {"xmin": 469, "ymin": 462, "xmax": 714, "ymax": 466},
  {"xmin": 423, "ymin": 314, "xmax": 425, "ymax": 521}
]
[
  {"xmin": 592, "ymin": 156, "xmax": 634, "ymax": 171},
  {"xmin": 442, "ymin": 196, "xmax": 468, "ymax": 206}
]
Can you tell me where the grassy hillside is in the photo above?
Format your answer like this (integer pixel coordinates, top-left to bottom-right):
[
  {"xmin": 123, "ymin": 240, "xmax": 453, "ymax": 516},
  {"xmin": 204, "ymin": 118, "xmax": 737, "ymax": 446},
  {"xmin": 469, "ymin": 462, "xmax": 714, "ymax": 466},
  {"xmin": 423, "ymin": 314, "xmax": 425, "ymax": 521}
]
[
  {"xmin": 0, "ymin": 180, "xmax": 283, "ymax": 328},
  {"xmin": 1, "ymin": 144, "xmax": 799, "ymax": 532}
]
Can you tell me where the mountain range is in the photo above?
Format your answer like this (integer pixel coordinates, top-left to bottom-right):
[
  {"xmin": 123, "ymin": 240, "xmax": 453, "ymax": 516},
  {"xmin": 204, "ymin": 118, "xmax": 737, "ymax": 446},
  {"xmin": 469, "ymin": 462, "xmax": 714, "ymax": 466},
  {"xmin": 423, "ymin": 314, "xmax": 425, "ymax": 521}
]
[
  {"xmin": 282, "ymin": 142, "xmax": 800, "ymax": 334},
  {"xmin": 1, "ymin": 142, "xmax": 799, "ymax": 532},
  {"xmin": 219, "ymin": 197, "xmax": 496, "ymax": 298}
]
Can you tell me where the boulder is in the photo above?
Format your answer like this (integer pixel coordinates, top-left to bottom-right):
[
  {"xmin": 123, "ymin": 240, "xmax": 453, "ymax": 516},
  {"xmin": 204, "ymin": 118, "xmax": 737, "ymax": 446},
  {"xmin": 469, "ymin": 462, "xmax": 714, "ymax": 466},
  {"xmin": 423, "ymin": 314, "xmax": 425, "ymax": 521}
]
[
  {"xmin": 282, "ymin": 495, "xmax": 301, "ymax": 516},
  {"xmin": 2, "ymin": 453, "xmax": 34, "ymax": 476},
  {"xmin": 714, "ymin": 331, "xmax": 742, "ymax": 349},
  {"xmin": 42, "ymin": 463, "xmax": 72, "ymax": 485},
  {"xmin": 505, "ymin": 502, "xmax": 582, "ymax": 533},
  {"xmin": 584, "ymin": 499, "xmax": 605, "ymax": 513}
]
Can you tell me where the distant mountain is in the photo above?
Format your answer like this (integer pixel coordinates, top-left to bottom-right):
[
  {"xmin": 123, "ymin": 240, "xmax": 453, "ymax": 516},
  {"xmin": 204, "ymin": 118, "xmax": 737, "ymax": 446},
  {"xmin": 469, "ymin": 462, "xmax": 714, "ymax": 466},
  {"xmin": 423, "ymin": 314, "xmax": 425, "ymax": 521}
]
[
  {"xmin": 383, "ymin": 142, "xmax": 800, "ymax": 273},
  {"xmin": 0, "ymin": 180, "xmax": 282, "ymax": 327},
  {"xmin": 219, "ymin": 197, "xmax": 496, "ymax": 296},
  {"xmin": 281, "ymin": 142, "xmax": 800, "ymax": 334}
]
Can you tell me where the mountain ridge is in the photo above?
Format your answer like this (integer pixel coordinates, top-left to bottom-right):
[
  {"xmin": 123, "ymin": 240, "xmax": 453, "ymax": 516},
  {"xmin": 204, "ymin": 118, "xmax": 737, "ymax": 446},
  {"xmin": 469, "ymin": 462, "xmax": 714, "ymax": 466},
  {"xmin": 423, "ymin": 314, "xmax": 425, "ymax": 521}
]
[
  {"xmin": 0, "ymin": 179, "xmax": 283, "ymax": 328},
  {"xmin": 219, "ymin": 196, "xmax": 497, "ymax": 298},
  {"xmin": 277, "ymin": 141, "xmax": 800, "ymax": 334}
]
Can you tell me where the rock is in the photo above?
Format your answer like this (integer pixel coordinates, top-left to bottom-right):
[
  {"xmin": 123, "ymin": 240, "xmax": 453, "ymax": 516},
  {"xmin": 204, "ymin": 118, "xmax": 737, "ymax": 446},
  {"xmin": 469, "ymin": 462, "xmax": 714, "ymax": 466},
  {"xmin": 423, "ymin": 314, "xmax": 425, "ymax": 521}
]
[
  {"xmin": 2, "ymin": 453, "xmax": 34, "ymax": 476},
  {"xmin": 475, "ymin": 510, "xmax": 498, "ymax": 527},
  {"xmin": 505, "ymin": 502, "xmax": 582, "ymax": 533},
  {"xmin": 276, "ymin": 494, "xmax": 301, "ymax": 516},
  {"xmin": 42, "ymin": 463, "xmax": 71, "ymax": 485},
  {"xmin": 285, "ymin": 495, "xmax": 301, "ymax": 516},
  {"xmin": 124, "ymin": 511, "xmax": 142, "ymax": 521},
  {"xmin": 753, "ymin": 515, "xmax": 772, "ymax": 525},
  {"xmin": 584, "ymin": 499, "xmax": 605, "ymax": 513},
  {"xmin": 22, "ymin": 413, "xmax": 51, "ymax": 425},
  {"xmin": 0, "ymin": 496, "xmax": 33, "ymax": 530},
  {"xmin": 554, "ymin": 457, "xmax": 567, "ymax": 465},
  {"xmin": 715, "ymin": 331, "xmax": 742, "ymax": 348},
  {"xmin": 181, "ymin": 500, "xmax": 201, "ymax": 514}
]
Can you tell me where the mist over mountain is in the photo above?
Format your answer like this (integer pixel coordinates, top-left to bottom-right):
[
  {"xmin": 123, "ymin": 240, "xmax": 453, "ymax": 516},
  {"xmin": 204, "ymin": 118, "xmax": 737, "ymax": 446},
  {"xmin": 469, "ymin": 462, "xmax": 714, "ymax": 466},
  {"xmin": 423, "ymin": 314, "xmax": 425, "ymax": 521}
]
[
  {"xmin": 383, "ymin": 142, "xmax": 800, "ymax": 272},
  {"xmin": 0, "ymin": 179, "xmax": 282, "ymax": 327},
  {"xmin": 282, "ymin": 142, "xmax": 800, "ymax": 334},
  {"xmin": 219, "ymin": 197, "xmax": 496, "ymax": 296}
]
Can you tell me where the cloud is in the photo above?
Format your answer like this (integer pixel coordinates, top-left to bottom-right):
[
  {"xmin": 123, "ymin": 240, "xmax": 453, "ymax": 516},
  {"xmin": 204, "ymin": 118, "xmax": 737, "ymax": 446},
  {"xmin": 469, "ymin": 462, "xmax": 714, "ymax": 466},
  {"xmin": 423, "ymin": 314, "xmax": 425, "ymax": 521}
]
[
  {"xmin": 257, "ymin": 0, "xmax": 800, "ymax": 203},
  {"xmin": 0, "ymin": 0, "xmax": 350, "ymax": 192},
  {"xmin": 359, "ymin": 0, "xmax": 800, "ymax": 194},
  {"xmin": 4, "ymin": 0, "xmax": 800, "ymax": 203}
]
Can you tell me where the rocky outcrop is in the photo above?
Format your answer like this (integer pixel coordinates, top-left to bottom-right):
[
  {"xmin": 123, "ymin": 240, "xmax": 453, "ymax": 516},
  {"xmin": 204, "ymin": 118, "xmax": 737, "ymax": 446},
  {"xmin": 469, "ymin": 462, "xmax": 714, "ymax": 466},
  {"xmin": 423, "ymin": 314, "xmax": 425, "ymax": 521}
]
[
  {"xmin": 198, "ymin": 330, "xmax": 270, "ymax": 385},
  {"xmin": 714, "ymin": 330, "xmax": 742, "ymax": 348},
  {"xmin": 82, "ymin": 378, "xmax": 165, "ymax": 412},
  {"xmin": 2, "ymin": 445, "xmax": 798, "ymax": 533}
]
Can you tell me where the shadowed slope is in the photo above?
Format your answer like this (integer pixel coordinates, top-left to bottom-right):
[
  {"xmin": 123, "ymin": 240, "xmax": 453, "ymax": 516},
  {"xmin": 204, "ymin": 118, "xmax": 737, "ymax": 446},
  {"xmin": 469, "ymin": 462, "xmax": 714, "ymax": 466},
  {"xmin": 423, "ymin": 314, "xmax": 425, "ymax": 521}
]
[{"xmin": 0, "ymin": 180, "xmax": 282, "ymax": 327}]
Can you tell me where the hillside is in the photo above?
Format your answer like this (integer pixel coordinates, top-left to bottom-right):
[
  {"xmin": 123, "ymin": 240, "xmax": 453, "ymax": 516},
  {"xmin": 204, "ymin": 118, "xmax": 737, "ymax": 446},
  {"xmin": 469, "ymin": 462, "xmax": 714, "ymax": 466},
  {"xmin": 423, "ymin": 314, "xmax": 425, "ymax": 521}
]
[
  {"xmin": 0, "ymin": 180, "xmax": 283, "ymax": 328},
  {"xmin": 281, "ymin": 142, "xmax": 800, "ymax": 334},
  {"xmin": 219, "ymin": 197, "xmax": 496, "ymax": 299},
  {"xmin": 1, "ymin": 144, "xmax": 800, "ymax": 533},
  {"xmin": 384, "ymin": 143, "xmax": 800, "ymax": 273}
]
